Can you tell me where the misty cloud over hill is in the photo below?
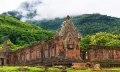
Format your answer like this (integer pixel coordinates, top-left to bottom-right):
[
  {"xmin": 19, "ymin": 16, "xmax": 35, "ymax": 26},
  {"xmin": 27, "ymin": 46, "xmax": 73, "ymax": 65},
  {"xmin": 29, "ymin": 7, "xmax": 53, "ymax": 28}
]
[
  {"xmin": 3, "ymin": 0, "xmax": 120, "ymax": 21},
  {"xmin": 3, "ymin": 0, "xmax": 41, "ymax": 21}
]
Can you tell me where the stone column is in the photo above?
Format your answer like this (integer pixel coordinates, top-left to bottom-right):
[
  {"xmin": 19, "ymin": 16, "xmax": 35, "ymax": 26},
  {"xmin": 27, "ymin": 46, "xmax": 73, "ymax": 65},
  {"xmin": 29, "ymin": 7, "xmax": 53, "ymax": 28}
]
[
  {"xmin": 4, "ymin": 58, "xmax": 7, "ymax": 65},
  {"xmin": 0, "ymin": 59, "xmax": 2, "ymax": 65}
]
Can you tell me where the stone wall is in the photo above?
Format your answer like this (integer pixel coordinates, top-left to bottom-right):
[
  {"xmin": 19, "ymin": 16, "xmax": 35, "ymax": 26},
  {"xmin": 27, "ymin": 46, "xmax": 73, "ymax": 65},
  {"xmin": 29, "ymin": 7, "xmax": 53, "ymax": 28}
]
[{"xmin": 88, "ymin": 45, "xmax": 120, "ymax": 62}]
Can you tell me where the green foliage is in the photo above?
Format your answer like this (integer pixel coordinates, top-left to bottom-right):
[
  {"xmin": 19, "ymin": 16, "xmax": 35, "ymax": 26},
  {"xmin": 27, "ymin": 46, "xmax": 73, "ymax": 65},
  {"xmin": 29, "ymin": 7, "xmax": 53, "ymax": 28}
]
[
  {"xmin": 24, "ymin": 66, "xmax": 45, "ymax": 72},
  {"xmin": 106, "ymin": 40, "xmax": 120, "ymax": 46},
  {"xmin": 7, "ymin": 39, "xmax": 16, "ymax": 50},
  {"xmin": 27, "ymin": 14, "xmax": 120, "ymax": 36},
  {"xmin": 90, "ymin": 32, "xmax": 117, "ymax": 45},
  {"xmin": 0, "ymin": 14, "xmax": 54, "ymax": 50},
  {"xmin": 80, "ymin": 32, "xmax": 120, "ymax": 48},
  {"xmin": 2, "ymin": 13, "xmax": 120, "ymax": 50},
  {"xmin": 27, "ymin": 18, "xmax": 64, "ymax": 31},
  {"xmin": 80, "ymin": 35, "xmax": 91, "ymax": 48},
  {"xmin": 0, "ymin": 44, "xmax": 3, "ymax": 50}
]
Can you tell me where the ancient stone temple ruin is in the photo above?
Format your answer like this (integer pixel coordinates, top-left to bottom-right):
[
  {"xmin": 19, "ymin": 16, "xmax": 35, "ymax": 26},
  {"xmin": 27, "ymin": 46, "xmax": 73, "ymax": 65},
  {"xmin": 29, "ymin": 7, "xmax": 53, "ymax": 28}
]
[
  {"xmin": 0, "ymin": 15, "xmax": 82, "ymax": 66},
  {"xmin": 88, "ymin": 45, "xmax": 120, "ymax": 61},
  {"xmin": 54, "ymin": 15, "xmax": 81, "ymax": 59},
  {"xmin": 0, "ymin": 37, "xmax": 11, "ymax": 65}
]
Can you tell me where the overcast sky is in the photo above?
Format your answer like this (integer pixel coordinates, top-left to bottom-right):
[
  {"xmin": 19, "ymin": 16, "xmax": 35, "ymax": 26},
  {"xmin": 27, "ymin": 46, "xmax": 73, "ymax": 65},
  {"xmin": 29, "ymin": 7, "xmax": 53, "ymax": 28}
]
[{"xmin": 0, "ymin": 0, "xmax": 120, "ymax": 19}]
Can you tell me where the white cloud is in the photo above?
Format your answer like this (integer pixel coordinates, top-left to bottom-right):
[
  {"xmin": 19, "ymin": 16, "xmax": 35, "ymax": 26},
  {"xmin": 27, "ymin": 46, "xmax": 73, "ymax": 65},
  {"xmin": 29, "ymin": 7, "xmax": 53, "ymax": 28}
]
[
  {"xmin": 0, "ymin": 0, "xmax": 29, "ymax": 13},
  {"xmin": 33, "ymin": 0, "xmax": 120, "ymax": 20},
  {"xmin": 34, "ymin": 0, "xmax": 86, "ymax": 20},
  {"xmin": 0, "ymin": 0, "xmax": 120, "ymax": 20}
]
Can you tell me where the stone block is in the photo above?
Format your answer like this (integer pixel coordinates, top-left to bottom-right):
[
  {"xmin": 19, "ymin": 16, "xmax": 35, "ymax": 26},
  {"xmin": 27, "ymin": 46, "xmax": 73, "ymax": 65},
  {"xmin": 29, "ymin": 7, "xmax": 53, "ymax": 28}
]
[
  {"xmin": 93, "ymin": 64, "xmax": 101, "ymax": 70},
  {"xmin": 71, "ymin": 63, "xmax": 87, "ymax": 70}
]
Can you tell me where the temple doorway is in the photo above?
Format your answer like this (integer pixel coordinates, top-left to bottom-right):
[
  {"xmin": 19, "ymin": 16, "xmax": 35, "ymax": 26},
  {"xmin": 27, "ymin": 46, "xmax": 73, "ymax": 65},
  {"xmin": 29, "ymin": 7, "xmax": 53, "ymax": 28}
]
[
  {"xmin": 0, "ymin": 58, "xmax": 9, "ymax": 66},
  {"xmin": 0, "ymin": 58, "xmax": 4, "ymax": 66},
  {"xmin": 81, "ymin": 52, "xmax": 86, "ymax": 60}
]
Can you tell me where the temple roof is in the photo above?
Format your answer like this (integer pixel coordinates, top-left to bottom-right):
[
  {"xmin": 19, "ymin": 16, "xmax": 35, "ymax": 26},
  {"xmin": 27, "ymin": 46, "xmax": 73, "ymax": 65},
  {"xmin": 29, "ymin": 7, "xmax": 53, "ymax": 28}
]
[
  {"xmin": 1, "ymin": 36, "xmax": 10, "ymax": 52},
  {"xmin": 54, "ymin": 15, "xmax": 81, "ymax": 39}
]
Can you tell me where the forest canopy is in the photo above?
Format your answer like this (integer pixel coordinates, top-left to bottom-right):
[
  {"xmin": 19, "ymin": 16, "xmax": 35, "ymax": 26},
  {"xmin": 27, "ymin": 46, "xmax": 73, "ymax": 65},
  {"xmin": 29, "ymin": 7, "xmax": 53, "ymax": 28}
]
[
  {"xmin": 0, "ymin": 15, "xmax": 54, "ymax": 50},
  {"xmin": 80, "ymin": 32, "xmax": 120, "ymax": 49}
]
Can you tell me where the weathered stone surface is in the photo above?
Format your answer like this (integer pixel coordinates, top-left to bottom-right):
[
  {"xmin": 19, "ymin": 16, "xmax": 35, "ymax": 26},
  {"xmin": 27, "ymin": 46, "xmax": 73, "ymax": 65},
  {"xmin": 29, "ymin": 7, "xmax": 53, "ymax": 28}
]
[
  {"xmin": 93, "ymin": 64, "xmax": 101, "ymax": 70},
  {"xmin": 88, "ymin": 45, "xmax": 120, "ymax": 61},
  {"xmin": 71, "ymin": 63, "xmax": 87, "ymax": 70},
  {"xmin": 54, "ymin": 15, "xmax": 81, "ymax": 60},
  {"xmin": 86, "ymin": 62, "xmax": 94, "ymax": 68}
]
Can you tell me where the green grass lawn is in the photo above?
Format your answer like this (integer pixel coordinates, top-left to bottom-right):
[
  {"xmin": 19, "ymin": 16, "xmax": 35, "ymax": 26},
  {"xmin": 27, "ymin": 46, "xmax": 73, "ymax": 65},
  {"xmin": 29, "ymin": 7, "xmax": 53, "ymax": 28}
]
[
  {"xmin": 67, "ymin": 68, "xmax": 93, "ymax": 72},
  {"xmin": 0, "ymin": 66, "xmax": 120, "ymax": 72},
  {"xmin": 0, "ymin": 66, "xmax": 93, "ymax": 72},
  {"xmin": 0, "ymin": 66, "xmax": 45, "ymax": 72}
]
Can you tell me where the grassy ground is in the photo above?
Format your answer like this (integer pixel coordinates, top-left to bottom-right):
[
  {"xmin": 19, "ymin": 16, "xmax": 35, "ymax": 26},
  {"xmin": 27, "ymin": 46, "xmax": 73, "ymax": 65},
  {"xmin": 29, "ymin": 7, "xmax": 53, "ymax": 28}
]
[
  {"xmin": 67, "ymin": 68, "xmax": 93, "ymax": 72},
  {"xmin": 0, "ymin": 66, "xmax": 94, "ymax": 72},
  {"xmin": 0, "ymin": 66, "xmax": 45, "ymax": 72},
  {"xmin": 1, "ymin": 66, "xmax": 120, "ymax": 72}
]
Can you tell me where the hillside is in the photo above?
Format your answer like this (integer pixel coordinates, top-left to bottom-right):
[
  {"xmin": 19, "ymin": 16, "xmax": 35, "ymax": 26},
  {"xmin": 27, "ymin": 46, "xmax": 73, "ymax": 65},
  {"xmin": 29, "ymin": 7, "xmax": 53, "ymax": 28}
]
[
  {"xmin": 27, "ymin": 14, "xmax": 120, "ymax": 36},
  {"xmin": 3, "ymin": 7, "xmax": 120, "ymax": 37},
  {"xmin": 2, "ymin": 0, "xmax": 120, "ymax": 36},
  {"xmin": 0, "ymin": 15, "xmax": 54, "ymax": 50}
]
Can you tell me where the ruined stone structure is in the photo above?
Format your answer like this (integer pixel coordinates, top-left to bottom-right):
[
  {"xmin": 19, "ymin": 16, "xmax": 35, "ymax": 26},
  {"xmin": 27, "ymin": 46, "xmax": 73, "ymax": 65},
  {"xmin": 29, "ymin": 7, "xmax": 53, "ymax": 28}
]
[
  {"xmin": 88, "ymin": 45, "xmax": 120, "ymax": 62},
  {"xmin": 0, "ymin": 16, "xmax": 81, "ymax": 66},
  {"xmin": 1, "ymin": 16, "xmax": 120, "ymax": 67},
  {"xmin": 54, "ymin": 15, "xmax": 81, "ymax": 59},
  {"xmin": 0, "ymin": 37, "xmax": 13, "ymax": 65}
]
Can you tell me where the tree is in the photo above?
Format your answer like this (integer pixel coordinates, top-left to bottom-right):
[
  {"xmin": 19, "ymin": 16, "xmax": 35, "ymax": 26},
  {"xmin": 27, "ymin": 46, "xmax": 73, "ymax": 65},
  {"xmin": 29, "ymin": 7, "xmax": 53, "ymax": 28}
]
[
  {"xmin": 80, "ymin": 35, "xmax": 91, "ymax": 48},
  {"xmin": 80, "ymin": 32, "xmax": 120, "ymax": 48},
  {"xmin": 106, "ymin": 40, "xmax": 120, "ymax": 46}
]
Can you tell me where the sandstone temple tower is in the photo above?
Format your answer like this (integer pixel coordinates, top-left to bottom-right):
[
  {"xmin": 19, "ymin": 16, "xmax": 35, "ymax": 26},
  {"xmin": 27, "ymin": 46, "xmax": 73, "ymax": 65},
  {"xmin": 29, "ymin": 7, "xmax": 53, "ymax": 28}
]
[
  {"xmin": 54, "ymin": 15, "xmax": 81, "ymax": 59},
  {"xmin": 0, "ymin": 37, "xmax": 10, "ymax": 65}
]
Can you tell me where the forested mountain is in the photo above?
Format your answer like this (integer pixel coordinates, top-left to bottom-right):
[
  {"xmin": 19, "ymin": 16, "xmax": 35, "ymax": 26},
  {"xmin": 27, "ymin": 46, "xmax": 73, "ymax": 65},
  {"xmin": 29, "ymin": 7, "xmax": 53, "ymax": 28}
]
[
  {"xmin": 2, "ymin": 0, "xmax": 120, "ymax": 36},
  {"xmin": 0, "ymin": 15, "xmax": 54, "ymax": 50},
  {"xmin": 3, "ymin": 6, "xmax": 120, "ymax": 37},
  {"xmin": 27, "ymin": 14, "xmax": 120, "ymax": 36},
  {"xmin": 2, "ymin": 13, "xmax": 120, "ymax": 49}
]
